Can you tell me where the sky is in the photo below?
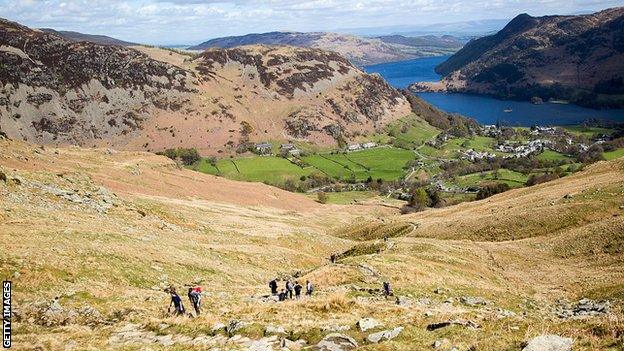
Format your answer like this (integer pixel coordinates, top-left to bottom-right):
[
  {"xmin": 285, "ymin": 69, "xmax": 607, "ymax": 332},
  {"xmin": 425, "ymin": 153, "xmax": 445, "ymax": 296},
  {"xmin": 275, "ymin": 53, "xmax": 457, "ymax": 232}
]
[{"xmin": 2, "ymin": 0, "xmax": 623, "ymax": 45}]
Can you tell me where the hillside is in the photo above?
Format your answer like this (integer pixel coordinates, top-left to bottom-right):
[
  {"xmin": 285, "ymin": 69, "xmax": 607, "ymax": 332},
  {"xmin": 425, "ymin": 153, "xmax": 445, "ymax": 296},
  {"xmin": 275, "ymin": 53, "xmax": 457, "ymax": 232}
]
[
  {"xmin": 411, "ymin": 7, "xmax": 624, "ymax": 108},
  {"xmin": 189, "ymin": 31, "xmax": 415, "ymax": 66},
  {"xmin": 188, "ymin": 31, "xmax": 463, "ymax": 66},
  {"xmin": 39, "ymin": 28, "xmax": 137, "ymax": 46},
  {"xmin": 0, "ymin": 18, "xmax": 410, "ymax": 155},
  {"xmin": 377, "ymin": 34, "xmax": 464, "ymax": 49},
  {"xmin": 2, "ymin": 137, "xmax": 622, "ymax": 350}
]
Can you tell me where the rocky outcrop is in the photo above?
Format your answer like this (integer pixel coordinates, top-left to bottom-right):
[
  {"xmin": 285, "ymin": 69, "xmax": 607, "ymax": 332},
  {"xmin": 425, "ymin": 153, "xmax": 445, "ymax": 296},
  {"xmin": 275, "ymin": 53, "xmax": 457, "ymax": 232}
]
[
  {"xmin": 357, "ymin": 317, "xmax": 383, "ymax": 332},
  {"xmin": 367, "ymin": 327, "xmax": 403, "ymax": 343},
  {"xmin": 0, "ymin": 18, "xmax": 195, "ymax": 146},
  {"xmin": 522, "ymin": 335, "xmax": 573, "ymax": 351},
  {"xmin": 412, "ymin": 7, "xmax": 624, "ymax": 108},
  {"xmin": 0, "ymin": 19, "xmax": 410, "ymax": 154},
  {"xmin": 314, "ymin": 333, "xmax": 358, "ymax": 351}
]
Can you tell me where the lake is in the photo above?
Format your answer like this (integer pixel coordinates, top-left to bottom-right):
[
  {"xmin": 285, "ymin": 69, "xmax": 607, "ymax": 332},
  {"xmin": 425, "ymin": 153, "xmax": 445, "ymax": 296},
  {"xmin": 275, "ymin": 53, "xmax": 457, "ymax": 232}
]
[{"xmin": 364, "ymin": 57, "xmax": 624, "ymax": 126}]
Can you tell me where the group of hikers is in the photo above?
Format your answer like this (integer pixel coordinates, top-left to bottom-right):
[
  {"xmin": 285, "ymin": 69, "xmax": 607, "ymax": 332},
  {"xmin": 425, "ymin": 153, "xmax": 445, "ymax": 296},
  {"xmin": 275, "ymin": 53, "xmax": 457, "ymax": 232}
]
[
  {"xmin": 269, "ymin": 278, "xmax": 313, "ymax": 301},
  {"xmin": 168, "ymin": 286, "xmax": 202, "ymax": 316},
  {"xmin": 165, "ymin": 279, "xmax": 317, "ymax": 316},
  {"xmin": 166, "ymin": 245, "xmax": 395, "ymax": 316}
]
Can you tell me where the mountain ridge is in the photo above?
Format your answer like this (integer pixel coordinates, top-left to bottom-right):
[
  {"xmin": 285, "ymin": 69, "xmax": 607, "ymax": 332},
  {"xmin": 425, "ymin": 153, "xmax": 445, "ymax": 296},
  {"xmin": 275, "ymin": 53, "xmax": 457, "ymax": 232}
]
[
  {"xmin": 189, "ymin": 31, "xmax": 463, "ymax": 66},
  {"xmin": 39, "ymin": 28, "xmax": 138, "ymax": 47},
  {"xmin": 410, "ymin": 7, "xmax": 624, "ymax": 109},
  {"xmin": 0, "ymin": 18, "xmax": 410, "ymax": 155}
]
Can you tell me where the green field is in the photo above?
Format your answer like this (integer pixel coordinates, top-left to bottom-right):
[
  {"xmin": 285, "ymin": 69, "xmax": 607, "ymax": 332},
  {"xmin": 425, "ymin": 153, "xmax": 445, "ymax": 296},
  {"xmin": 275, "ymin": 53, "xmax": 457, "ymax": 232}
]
[
  {"xmin": 194, "ymin": 147, "xmax": 416, "ymax": 185},
  {"xmin": 562, "ymin": 126, "xmax": 615, "ymax": 137},
  {"xmin": 604, "ymin": 148, "xmax": 624, "ymax": 160},
  {"xmin": 307, "ymin": 191, "xmax": 380, "ymax": 205},
  {"xmin": 537, "ymin": 149, "xmax": 573, "ymax": 162},
  {"xmin": 194, "ymin": 156, "xmax": 314, "ymax": 184},
  {"xmin": 301, "ymin": 147, "xmax": 414, "ymax": 181},
  {"xmin": 449, "ymin": 169, "xmax": 529, "ymax": 188}
]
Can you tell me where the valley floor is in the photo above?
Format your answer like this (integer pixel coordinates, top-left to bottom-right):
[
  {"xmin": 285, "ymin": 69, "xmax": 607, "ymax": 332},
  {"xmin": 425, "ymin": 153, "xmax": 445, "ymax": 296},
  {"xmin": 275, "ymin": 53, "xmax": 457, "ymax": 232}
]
[{"xmin": 0, "ymin": 139, "xmax": 622, "ymax": 350}]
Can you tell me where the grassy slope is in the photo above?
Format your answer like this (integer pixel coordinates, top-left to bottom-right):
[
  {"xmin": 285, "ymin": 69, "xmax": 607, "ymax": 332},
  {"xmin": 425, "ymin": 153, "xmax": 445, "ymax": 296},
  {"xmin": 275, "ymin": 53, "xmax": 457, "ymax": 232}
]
[
  {"xmin": 562, "ymin": 126, "xmax": 615, "ymax": 137},
  {"xmin": 1, "ymin": 140, "xmax": 622, "ymax": 350},
  {"xmin": 604, "ymin": 148, "xmax": 624, "ymax": 161},
  {"xmin": 450, "ymin": 168, "xmax": 529, "ymax": 188}
]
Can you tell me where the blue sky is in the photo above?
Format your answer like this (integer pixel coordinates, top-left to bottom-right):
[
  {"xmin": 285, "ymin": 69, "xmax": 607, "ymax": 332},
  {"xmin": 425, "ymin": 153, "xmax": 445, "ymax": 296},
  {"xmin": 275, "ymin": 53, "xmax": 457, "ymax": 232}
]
[{"xmin": 2, "ymin": 0, "xmax": 623, "ymax": 45}]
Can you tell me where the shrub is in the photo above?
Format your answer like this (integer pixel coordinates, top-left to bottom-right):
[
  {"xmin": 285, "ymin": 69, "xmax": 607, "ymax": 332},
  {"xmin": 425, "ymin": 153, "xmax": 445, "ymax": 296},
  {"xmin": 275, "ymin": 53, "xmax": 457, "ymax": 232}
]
[
  {"xmin": 577, "ymin": 144, "xmax": 605, "ymax": 164},
  {"xmin": 476, "ymin": 182, "xmax": 510, "ymax": 200},
  {"xmin": 408, "ymin": 187, "xmax": 429, "ymax": 209},
  {"xmin": 526, "ymin": 173, "xmax": 559, "ymax": 186},
  {"xmin": 317, "ymin": 192, "xmax": 329, "ymax": 204},
  {"xmin": 157, "ymin": 148, "xmax": 200, "ymax": 166}
]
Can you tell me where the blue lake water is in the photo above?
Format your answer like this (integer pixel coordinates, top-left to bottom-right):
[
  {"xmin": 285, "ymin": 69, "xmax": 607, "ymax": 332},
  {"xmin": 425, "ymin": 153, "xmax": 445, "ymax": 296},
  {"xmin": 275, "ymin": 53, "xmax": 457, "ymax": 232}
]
[{"xmin": 364, "ymin": 57, "xmax": 624, "ymax": 126}]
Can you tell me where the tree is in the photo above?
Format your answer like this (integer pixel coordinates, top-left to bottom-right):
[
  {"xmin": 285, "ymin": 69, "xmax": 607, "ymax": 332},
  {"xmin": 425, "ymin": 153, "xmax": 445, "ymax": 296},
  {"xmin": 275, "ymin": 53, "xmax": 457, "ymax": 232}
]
[
  {"xmin": 408, "ymin": 187, "xmax": 429, "ymax": 210},
  {"xmin": 157, "ymin": 148, "xmax": 200, "ymax": 166},
  {"xmin": 317, "ymin": 192, "xmax": 329, "ymax": 204},
  {"xmin": 208, "ymin": 157, "xmax": 217, "ymax": 167}
]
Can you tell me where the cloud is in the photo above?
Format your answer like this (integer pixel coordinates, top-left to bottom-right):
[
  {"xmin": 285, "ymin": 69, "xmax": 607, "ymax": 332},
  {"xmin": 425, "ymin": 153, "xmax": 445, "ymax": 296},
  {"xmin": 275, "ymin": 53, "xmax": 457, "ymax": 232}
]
[{"xmin": 1, "ymin": 0, "xmax": 621, "ymax": 45}]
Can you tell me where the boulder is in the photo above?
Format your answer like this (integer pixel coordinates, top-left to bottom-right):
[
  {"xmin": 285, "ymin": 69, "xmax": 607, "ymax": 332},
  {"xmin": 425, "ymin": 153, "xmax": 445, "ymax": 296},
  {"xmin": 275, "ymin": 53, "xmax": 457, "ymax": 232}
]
[
  {"xmin": 248, "ymin": 338, "xmax": 275, "ymax": 351},
  {"xmin": 315, "ymin": 333, "xmax": 358, "ymax": 351},
  {"xmin": 282, "ymin": 339, "xmax": 307, "ymax": 351},
  {"xmin": 432, "ymin": 338, "xmax": 452, "ymax": 349},
  {"xmin": 357, "ymin": 317, "xmax": 382, "ymax": 332},
  {"xmin": 460, "ymin": 296, "xmax": 488, "ymax": 306},
  {"xmin": 322, "ymin": 324, "xmax": 351, "ymax": 332},
  {"xmin": 211, "ymin": 322, "xmax": 226, "ymax": 332},
  {"xmin": 522, "ymin": 335, "xmax": 573, "ymax": 351},
  {"xmin": 395, "ymin": 296, "xmax": 412, "ymax": 306},
  {"xmin": 367, "ymin": 327, "xmax": 403, "ymax": 343},
  {"xmin": 265, "ymin": 325, "xmax": 286, "ymax": 335},
  {"xmin": 225, "ymin": 320, "xmax": 248, "ymax": 335}
]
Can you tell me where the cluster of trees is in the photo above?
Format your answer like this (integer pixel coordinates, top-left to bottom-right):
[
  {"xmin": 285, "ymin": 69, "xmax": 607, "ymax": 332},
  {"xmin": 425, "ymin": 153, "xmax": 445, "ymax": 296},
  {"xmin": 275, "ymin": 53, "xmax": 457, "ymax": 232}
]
[
  {"xmin": 475, "ymin": 182, "xmax": 510, "ymax": 200},
  {"xmin": 157, "ymin": 148, "xmax": 201, "ymax": 166},
  {"xmin": 526, "ymin": 173, "xmax": 560, "ymax": 186},
  {"xmin": 402, "ymin": 185, "xmax": 442, "ymax": 213},
  {"xmin": 439, "ymin": 156, "xmax": 571, "ymax": 180}
]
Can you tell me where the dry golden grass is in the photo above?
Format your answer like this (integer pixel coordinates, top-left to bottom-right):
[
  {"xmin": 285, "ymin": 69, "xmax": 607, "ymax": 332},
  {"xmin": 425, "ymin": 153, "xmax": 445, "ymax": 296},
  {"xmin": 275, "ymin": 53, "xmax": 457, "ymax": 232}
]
[{"xmin": 1, "ymin": 140, "xmax": 623, "ymax": 350}]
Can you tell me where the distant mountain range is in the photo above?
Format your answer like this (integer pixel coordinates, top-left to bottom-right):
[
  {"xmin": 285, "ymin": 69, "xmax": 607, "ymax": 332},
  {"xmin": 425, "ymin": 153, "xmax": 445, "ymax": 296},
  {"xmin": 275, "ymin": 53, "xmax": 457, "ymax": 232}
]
[
  {"xmin": 411, "ymin": 7, "xmax": 624, "ymax": 109},
  {"xmin": 335, "ymin": 18, "xmax": 511, "ymax": 37},
  {"xmin": 39, "ymin": 28, "xmax": 137, "ymax": 46},
  {"xmin": 189, "ymin": 32, "xmax": 464, "ymax": 66}
]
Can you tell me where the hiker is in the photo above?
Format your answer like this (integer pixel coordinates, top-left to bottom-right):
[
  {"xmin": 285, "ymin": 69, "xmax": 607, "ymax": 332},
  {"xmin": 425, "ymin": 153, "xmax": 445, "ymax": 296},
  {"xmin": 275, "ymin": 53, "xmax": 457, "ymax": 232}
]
[
  {"xmin": 286, "ymin": 279, "xmax": 294, "ymax": 299},
  {"xmin": 278, "ymin": 289, "xmax": 287, "ymax": 302},
  {"xmin": 169, "ymin": 288, "xmax": 185, "ymax": 316},
  {"xmin": 383, "ymin": 281, "xmax": 393, "ymax": 298},
  {"xmin": 306, "ymin": 280, "xmax": 314, "ymax": 296},
  {"xmin": 187, "ymin": 286, "xmax": 202, "ymax": 316},
  {"xmin": 330, "ymin": 253, "xmax": 337, "ymax": 264},
  {"xmin": 269, "ymin": 278, "xmax": 278, "ymax": 296},
  {"xmin": 294, "ymin": 281, "xmax": 303, "ymax": 299}
]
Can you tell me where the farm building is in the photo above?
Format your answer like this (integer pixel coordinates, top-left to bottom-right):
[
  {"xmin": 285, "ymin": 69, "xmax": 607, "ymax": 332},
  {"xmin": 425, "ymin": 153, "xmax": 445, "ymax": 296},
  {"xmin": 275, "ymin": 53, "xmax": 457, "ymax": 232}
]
[{"xmin": 255, "ymin": 142, "xmax": 273, "ymax": 155}]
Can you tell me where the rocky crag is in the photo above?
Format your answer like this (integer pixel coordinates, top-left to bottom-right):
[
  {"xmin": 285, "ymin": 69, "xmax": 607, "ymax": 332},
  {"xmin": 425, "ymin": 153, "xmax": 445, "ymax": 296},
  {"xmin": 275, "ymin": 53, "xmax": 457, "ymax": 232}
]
[
  {"xmin": 411, "ymin": 7, "xmax": 624, "ymax": 108},
  {"xmin": 0, "ymin": 19, "xmax": 410, "ymax": 155}
]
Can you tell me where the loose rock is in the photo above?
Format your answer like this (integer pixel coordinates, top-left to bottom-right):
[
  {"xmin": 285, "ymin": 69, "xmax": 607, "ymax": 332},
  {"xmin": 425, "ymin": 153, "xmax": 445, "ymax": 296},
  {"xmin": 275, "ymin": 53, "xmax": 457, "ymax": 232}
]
[
  {"xmin": 357, "ymin": 317, "xmax": 382, "ymax": 332},
  {"xmin": 315, "ymin": 333, "xmax": 358, "ymax": 351},
  {"xmin": 522, "ymin": 335, "xmax": 573, "ymax": 351},
  {"xmin": 367, "ymin": 327, "xmax": 403, "ymax": 343}
]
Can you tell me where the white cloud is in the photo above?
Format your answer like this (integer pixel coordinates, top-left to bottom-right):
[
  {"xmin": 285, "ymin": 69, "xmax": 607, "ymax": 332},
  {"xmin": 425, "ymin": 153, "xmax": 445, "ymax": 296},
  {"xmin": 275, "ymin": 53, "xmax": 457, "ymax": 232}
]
[{"xmin": 1, "ymin": 0, "xmax": 621, "ymax": 45}]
